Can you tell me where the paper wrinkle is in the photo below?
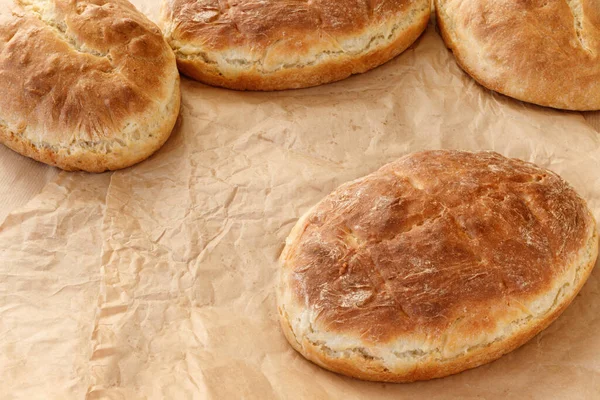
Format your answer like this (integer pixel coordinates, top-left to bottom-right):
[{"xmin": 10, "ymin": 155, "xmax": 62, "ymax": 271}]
[
  {"xmin": 0, "ymin": 173, "xmax": 110, "ymax": 399},
  {"xmin": 1, "ymin": 2, "xmax": 600, "ymax": 399}
]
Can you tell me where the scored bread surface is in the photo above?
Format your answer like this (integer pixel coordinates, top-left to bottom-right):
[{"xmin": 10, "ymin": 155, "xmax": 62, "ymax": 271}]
[
  {"xmin": 435, "ymin": 0, "xmax": 600, "ymax": 111},
  {"xmin": 277, "ymin": 150, "xmax": 598, "ymax": 382},
  {"xmin": 161, "ymin": 0, "xmax": 431, "ymax": 90},
  {"xmin": 0, "ymin": 0, "xmax": 181, "ymax": 172}
]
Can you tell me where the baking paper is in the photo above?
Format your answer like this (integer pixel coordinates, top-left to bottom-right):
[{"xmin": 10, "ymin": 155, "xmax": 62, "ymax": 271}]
[{"xmin": 1, "ymin": 2, "xmax": 600, "ymax": 398}]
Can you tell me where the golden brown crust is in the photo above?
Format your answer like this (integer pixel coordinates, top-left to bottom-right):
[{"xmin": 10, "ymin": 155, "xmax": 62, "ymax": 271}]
[
  {"xmin": 161, "ymin": 0, "xmax": 430, "ymax": 90},
  {"xmin": 435, "ymin": 0, "xmax": 600, "ymax": 111},
  {"xmin": 0, "ymin": 0, "xmax": 181, "ymax": 172},
  {"xmin": 278, "ymin": 150, "xmax": 598, "ymax": 382}
]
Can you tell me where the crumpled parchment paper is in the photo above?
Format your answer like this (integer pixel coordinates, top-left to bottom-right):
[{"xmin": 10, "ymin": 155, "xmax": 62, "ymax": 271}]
[{"xmin": 1, "ymin": 2, "xmax": 600, "ymax": 398}]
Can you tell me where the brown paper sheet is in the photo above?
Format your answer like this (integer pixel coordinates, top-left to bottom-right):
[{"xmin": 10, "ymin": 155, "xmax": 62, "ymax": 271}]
[{"xmin": 2, "ymin": 2, "xmax": 600, "ymax": 399}]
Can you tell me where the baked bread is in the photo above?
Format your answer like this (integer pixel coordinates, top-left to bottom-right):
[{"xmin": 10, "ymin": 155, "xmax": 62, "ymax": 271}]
[
  {"xmin": 0, "ymin": 0, "xmax": 180, "ymax": 172},
  {"xmin": 161, "ymin": 0, "xmax": 430, "ymax": 90},
  {"xmin": 435, "ymin": 0, "xmax": 600, "ymax": 111},
  {"xmin": 278, "ymin": 150, "xmax": 598, "ymax": 382}
]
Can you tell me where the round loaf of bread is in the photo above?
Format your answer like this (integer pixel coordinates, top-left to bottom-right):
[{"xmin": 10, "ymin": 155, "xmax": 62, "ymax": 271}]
[
  {"xmin": 277, "ymin": 150, "xmax": 598, "ymax": 382},
  {"xmin": 161, "ymin": 0, "xmax": 430, "ymax": 90},
  {"xmin": 0, "ymin": 0, "xmax": 181, "ymax": 172},
  {"xmin": 435, "ymin": 0, "xmax": 600, "ymax": 111}
]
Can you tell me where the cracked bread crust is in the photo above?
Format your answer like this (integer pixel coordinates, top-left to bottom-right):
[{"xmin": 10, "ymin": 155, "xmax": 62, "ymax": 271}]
[
  {"xmin": 161, "ymin": 0, "xmax": 430, "ymax": 90},
  {"xmin": 277, "ymin": 150, "xmax": 598, "ymax": 382},
  {"xmin": 0, "ymin": 0, "xmax": 180, "ymax": 172},
  {"xmin": 435, "ymin": 0, "xmax": 600, "ymax": 111}
]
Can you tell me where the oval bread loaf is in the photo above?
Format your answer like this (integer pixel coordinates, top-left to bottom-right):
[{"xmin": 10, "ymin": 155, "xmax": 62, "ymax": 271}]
[
  {"xmin": 435, "ymin": 0, "xmax": 600, "ymax": 111},
  {"xmin": 0, "ymin": 0, "xmax": 181, "ymax": 172},
  {"xmin": 161, "ymin": 0, "xmax": 431, "ymax": 90},
  {"xmin": 278, "ymin": 150, "xmax": 598, "ymax": 382}
]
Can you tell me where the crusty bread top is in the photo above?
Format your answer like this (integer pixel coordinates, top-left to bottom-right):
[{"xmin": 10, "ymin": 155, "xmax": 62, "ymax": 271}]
[
  {"xmin": 280, "ymin": 151, "xmax": 595, "ymax": 346},
  {"xmin": 436, "ymin": 0, "xmax": 600, "ymax": 111},
  {"xmin": 0, "ymin": 0, "xmax": 179, "ymax": 168},
  {"xmin": 162, "ymin": 0, "xmax": 429, "ymax": 73}
]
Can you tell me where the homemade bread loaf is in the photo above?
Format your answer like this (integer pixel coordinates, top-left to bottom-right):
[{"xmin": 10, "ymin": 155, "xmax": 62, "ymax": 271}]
[
  {"xmin": 435, "ymin": 0, "xmax": 600, "ymax": 111},
  {"xmin": 161, "ymin": 0, "xmax": 430, "ymax": 90},
  {"xmin": 0, "ymin": 0, "xmax": 180, "ymax": 172},
  {"xmin": 278, "ymin": 150, "xmax": 598, "ymax": 382}
]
